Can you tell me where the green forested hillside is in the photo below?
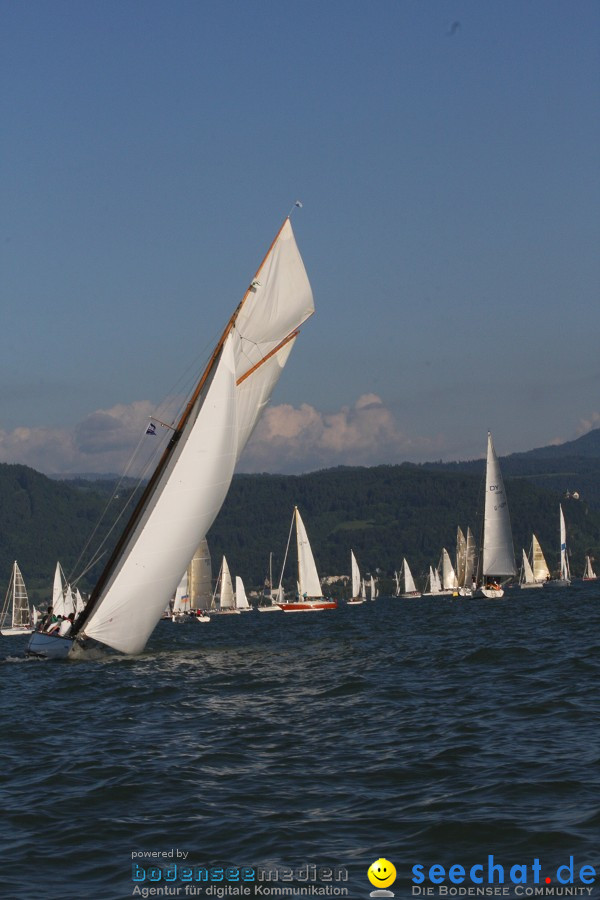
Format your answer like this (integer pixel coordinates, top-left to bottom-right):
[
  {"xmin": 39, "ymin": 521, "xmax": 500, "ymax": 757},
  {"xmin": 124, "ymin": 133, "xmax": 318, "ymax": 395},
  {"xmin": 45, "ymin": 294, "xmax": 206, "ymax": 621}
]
[{"xmin": 2, "ymin": 460, "xmax": 598, "ymax": 602}]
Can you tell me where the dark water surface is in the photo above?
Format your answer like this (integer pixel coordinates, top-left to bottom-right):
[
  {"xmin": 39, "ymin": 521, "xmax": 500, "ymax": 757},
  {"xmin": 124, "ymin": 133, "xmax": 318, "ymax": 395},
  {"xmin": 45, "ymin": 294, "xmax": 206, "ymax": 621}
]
[{"xmin": 2, "ymin": 584, "xmax": 599, "ymax": 899}]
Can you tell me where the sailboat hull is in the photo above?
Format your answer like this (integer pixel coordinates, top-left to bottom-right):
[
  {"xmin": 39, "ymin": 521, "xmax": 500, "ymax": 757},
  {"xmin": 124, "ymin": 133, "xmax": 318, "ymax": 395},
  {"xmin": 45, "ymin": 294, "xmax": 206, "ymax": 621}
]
[
  {"xmin": 519, "ymin": 581, "xmax": 545, "ymax": 590},
  {"xmin": 278, "ymin": 600, "xmax": 337, "ymax": 612},
  {"xmin": 347, "ymin": 597, "xmax": 365, "ymax": 605},
  {"xmin": 475, "ymin": 586, "xmax": 505, "ymax": 599},
  {"xmin": 1, "ymin": 626, "xmax": 33, "ymax": 636},
  {"xmin": 26, "ymin": 631, "xmax": 74, "ymax": 659},
  {"xmin": 547, "ymin": 578, "xmax": 570, "ymax": 588}
]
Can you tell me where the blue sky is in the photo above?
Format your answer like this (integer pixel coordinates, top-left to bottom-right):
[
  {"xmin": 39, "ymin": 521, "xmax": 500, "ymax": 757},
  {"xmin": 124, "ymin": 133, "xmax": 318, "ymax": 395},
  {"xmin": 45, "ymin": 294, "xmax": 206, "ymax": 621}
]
[{"xmin": 1, "ymin": 0, "xmax": 599, "ymax": 475}]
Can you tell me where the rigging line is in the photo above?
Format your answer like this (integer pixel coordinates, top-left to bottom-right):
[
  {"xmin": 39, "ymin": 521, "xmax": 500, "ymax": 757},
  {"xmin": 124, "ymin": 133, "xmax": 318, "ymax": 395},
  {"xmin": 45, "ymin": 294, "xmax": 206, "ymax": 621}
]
[
  {"xmin": 277, "ymin": 508, "xmax": 296, "ymax": 593},
  {"xmin": 66, "ymin": 423, "xmax": 163, "ymax": 585}
]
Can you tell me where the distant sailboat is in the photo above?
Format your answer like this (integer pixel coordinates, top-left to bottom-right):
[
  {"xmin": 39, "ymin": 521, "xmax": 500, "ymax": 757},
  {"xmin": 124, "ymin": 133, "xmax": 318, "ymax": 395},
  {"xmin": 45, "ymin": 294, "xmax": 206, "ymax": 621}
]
[
  {"xmin": 456, "ymin": 527, "xmax": 477, "ymax": 596},
  {"xmin": 276, "ymin": 507, "xmax": 337, "ymax": 612},
  {"xmin": 27, "ymin": 213, "xmax": 314, "ymax": 658},
  {"xmin": 475, "ymin": 432, "xmax": 516, "ymax": 598},
  {"xmin": 520, "ymin": 535, "xmax": 550, "ymax": 589},
  {"xmin": 171, "ymin": 570, "xmax": 192, "ymax": 622},
  {"xmin": 423, "ymin": 565, "xmax": 443, "ymax": 596},
  {"xmin": 440, "ymin": 548, "xmax": 458, "ymax": 595},
  {"xmin": 235, "ymin": 576, "xmax": 252, "ymax": 611},
  {"xmin": 348, "ymin": 550, "xmax": 365, "ymax": 604},
  {"xmin": 398, "ymin": 558, "xmax": 421, "ymax": 598},
  {"xmin": 212, "ymin": 556, "xmax": 239, "ymax": 614},
  {"xmin": 548, "ymin": 505, "xmax": 571, "ymax": 587},
  {"xmin": 1, "ymin": 562, "xmax": 33, "ymax": 636},
  {"xmin": 369, "ymin": 575, "xmax": 377, "ymax": 601},
  {"xmin": 583, "ymin": 555, "xmax": 597, "ymax": 581}
]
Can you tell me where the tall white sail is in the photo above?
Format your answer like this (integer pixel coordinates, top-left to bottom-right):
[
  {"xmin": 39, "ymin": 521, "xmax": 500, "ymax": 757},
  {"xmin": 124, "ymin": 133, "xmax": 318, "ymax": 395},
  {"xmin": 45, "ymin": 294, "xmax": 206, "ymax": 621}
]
[
  {"xmin": 531, "ymin": 535, "xmax": 550, "ymax": 582},
  {"xmin": 583, "ymin": 556, "xmax": 597, "ymax": 579},
  {"xmin": 402, "ymin": 558, "xmax": 418, "ymax": 593},
  {"xmin": 172, "ymin": 571, "xmax": 190, "ymax": 614},
  {"xmin": 456, "ymin": 528, "xmax": 466, "ymax": 587},
  {"xmin": 12, "ymin": 563, "xmax": 30, "ymax": 628},
  {"xmin": 66, "ymin": 217, "xmax": 313, "ymax": 657},
  {"xmin": 370, "ymin": 575, "xmax": 377, "ymax": 600},
  {"xmin": 350, "ymin": 550, "xmax": 361, "ymax": 597},
  {"xmin": 80, "ymin": 336, "xmax": 238, "ymax": 653},
  {"xmin": 219, "ymin": 557, "xmax": 235, "ymax": 609},
  {"xmin": 52, "ymin": 563, "xmax": 66, "ymax": 617},
  {"xmin": 188, "ymin": 539, "xmax": 212, "ymax": 608},
  {"xmin": 441, "ymin": 548, "xmax": 458, "ymax": 590},
  {"xmin": 482, "ymin": 432, "xmax": 516, "ymax": 577},
  {"xmin": 295, "ymin": 508, "xmax": 323, "ymax": 598},
  {"xmin": 465, "ymin": 528, "xmax": 476, "ymax": 587},
  {"xmin": 521, "ymin": 549, "xmax": 535, "ymax": 585},
  {"xmin": 559, "ymin": 505, "xmax": 570, "ymax": 582},
  {"xmin": 235, "ymin": 575, "xmax": 250, "ymax": 610}
]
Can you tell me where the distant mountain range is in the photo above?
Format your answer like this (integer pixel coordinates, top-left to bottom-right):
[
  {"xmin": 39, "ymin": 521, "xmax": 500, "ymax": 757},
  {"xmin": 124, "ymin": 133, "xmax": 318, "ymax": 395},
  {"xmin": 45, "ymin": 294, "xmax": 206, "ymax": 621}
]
[{"xmin": 2, "ymin": 429, "xmax": 600, "ymax": 601}]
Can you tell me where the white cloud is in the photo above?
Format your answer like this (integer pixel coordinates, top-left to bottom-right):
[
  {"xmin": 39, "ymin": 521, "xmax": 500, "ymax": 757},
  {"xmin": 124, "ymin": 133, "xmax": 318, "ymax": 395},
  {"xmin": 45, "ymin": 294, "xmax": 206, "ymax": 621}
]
[
  {"xmin": 239, "ymin": 394, "xmax": 443, "ymax": 473},
  {"xmin": 0, "ymin": 393, "xmax": 442, "ymax": 476},
  {"xmin": 577, "ymin": 412, "xmax": 600, "ymax": 436},
  {"xmin": 0, "ymin": 400, "xmax": 167, "ymax": 476}
]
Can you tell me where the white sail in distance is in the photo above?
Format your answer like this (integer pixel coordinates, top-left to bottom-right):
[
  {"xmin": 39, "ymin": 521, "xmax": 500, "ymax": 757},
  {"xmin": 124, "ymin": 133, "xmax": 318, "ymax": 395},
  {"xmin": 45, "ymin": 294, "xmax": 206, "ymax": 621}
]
[
  {"xmin": 350, "ymin": 550, "xmax": 361, "ymax": 597},
  {"xmin": 532, "ymin": 535, "xmax": 550, "ymax": 582},
  {"xmin": 482, "ymin": 432, "xmax": 516, "ymax": 577},
  {"xmin": 295, "ymin": 508, "xmax": 323, "ymax": 598}
]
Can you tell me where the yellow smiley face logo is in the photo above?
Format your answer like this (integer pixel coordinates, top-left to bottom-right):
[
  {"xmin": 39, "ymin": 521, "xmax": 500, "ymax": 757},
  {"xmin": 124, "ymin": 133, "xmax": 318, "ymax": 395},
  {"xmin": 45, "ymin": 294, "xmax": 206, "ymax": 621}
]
[{"xmin": 368, "ymin": 858, "xmax": 397, "ymax": 889}]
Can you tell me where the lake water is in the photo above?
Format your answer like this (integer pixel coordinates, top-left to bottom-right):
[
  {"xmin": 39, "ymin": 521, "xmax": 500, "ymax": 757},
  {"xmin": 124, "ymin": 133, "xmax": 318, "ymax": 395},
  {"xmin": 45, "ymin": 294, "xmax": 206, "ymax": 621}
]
[{"xmin": 2, "ymin": 583, "xmax": 599, "ymax": 899}]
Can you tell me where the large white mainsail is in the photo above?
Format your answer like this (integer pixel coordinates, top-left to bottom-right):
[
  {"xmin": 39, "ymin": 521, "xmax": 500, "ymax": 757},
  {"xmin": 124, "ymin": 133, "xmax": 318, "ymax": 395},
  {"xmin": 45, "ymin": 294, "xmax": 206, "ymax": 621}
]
[
  {"xmin": 35, "ymin": 215, "xmax": 315, "ymax": 658},
  {"xmin": 217, "ymin": 557, "xmax": 235, "ymax": 610},
  {"xmin": 296, "ymin": 507, "xmax": 323, "ymax": 598},
  {"xmin": 482, "ymin": 432, "xmax": 516, "ymax": 579},
  {"xmin": 559, "ymin": 504, "xmax": 571, "ymax": 583},
  {"xmin": 350, "ymin": 550, "xmax": 361, "ymax": 597},
  {"xmin": 235, "ymin": 575, "xmax": 251, "ymax": 610}
]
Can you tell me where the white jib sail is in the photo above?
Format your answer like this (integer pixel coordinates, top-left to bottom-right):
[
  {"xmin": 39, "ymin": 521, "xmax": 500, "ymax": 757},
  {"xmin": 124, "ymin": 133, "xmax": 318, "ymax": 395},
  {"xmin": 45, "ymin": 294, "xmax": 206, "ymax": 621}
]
[
  {"xmin": 521, "ymin": 549, "xmax": 535, "ymax": 584},
  {"xmin": 295, "ymin": 508, "xmax": 323, "ymax": 598},
  {"xmin": 172, "ymin": 571, "xmax": 190, "ymax": 614},
  {"xmin": 219, "ymin": 557, "xmax": 234, "ymax": 609},
  {"xmin": 482, "ymin": 432, "xmax": 516, "ymax": 577},
  {"xmin": 403, "ymin": 558, "xmax": 417, "ymax": 593},
  {"xmin": 235, "ymin": 576, "xmax": 250, "ymax": 610},
  {"xmin": 350, "ymin": 550, "xmax": 361, "ymax": 597},
  {"xmin": 82, "ymin": 335, "xmax": 238, "ymax": 654},
  {"xmin": 559, "ymin": 505, "xmax": 570, "ymax": 581},
  {"xmin": 442, "ymin": 548, "xmax": 458, "ymax": 590}
]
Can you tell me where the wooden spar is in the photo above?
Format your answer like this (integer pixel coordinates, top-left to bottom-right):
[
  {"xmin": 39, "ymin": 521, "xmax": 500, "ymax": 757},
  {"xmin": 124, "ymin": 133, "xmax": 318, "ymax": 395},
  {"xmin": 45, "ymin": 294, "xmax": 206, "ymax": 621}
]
[
  {"xmin": 73, "ymin": 216, "xmax": 291, "ymax": 638},
  {"xmin": 235, "ymin": 329, "xmax": 300, "ymax": 386}
]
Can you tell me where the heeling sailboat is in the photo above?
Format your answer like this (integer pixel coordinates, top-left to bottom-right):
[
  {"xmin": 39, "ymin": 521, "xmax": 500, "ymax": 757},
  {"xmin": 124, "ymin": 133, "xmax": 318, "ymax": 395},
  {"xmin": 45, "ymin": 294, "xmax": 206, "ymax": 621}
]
[
  {"xmin": 547, "ymin": 504, "xmax": 571, "ymax": 588},
  {"xmin": 27, "ymin": 214, "xmax": 314, "ymax": 659},
  {"xmin": 276, "ymin": 507, "xmax": 337, "ymax": 612},
  {"xmin": 1, "ymin": 562, "xmax": 34, "ymax": 636},
  {"xmin": 347, "ymin": 550, "xmax": 365, "ymax": 604},
  {"xmin": 583, "ymin": 555, "xmax": 597, "ymax": 581},
  {"xmin": 475, "ymin": 432, "xmax": 516, "ymax": 599}
]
